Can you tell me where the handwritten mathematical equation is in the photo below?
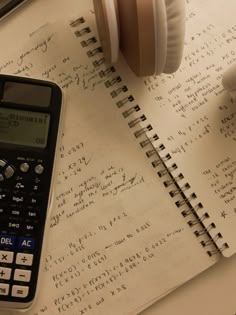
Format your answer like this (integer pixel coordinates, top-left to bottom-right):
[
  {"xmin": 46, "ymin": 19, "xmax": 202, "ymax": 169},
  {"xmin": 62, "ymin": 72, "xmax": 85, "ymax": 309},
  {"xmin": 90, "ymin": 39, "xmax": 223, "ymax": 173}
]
[
  {"xmin": 202, "ymin": 157, "xmax": 236, "ymax": 216},
  {"xmin": 40, "ymin": 228, "xmax": 184, "ymax": 314}
]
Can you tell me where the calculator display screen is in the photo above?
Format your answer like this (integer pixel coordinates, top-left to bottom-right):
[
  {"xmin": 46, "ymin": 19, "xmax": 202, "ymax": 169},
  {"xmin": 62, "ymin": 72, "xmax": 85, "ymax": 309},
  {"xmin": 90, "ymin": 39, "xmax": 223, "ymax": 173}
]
[
  {"xmin": 2, "ymin": 81, "xmax": 52, "ymax": 107},
  {"xmin": 0, "ymin": 107, "xmax": 50, "ymax": 148}
]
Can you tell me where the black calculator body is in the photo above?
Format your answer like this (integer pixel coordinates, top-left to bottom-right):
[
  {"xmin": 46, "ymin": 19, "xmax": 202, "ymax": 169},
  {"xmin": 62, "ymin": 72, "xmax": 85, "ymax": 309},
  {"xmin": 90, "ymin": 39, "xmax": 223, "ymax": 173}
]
[
  {"xmin": 0, "ymin": 0, "xmax": 29, "ymax": 21},
  {"xmin": 0, "ymin": 74, "xmax": 63, "ymax": 310}
]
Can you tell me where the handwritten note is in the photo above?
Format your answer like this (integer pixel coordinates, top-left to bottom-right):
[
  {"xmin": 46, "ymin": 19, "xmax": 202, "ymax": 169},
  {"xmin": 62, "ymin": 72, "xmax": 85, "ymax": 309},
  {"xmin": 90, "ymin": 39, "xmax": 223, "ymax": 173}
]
[
  {"xmin": 0, "ymin": 11, "xmax": 217, "ymax": 315},
  {"xmin": 202, "ymin": 156, "xmax": 236, "ymax": 209}
]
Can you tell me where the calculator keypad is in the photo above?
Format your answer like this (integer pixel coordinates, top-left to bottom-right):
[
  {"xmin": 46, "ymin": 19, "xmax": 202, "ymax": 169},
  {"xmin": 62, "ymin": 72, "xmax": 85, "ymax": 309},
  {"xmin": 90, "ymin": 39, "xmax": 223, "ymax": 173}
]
[{"xmin": 0, "ymin": 157, "xmax": 46, "ymax": 302}]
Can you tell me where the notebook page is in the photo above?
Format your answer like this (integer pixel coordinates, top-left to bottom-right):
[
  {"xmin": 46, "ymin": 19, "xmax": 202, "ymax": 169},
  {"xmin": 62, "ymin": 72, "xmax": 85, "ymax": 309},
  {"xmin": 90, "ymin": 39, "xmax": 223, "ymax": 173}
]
[
  {"xmin": 115, "ymin": 0, "xmax": 236, "ymax": 257},
  {"xmin": 141, "ymin": 254, "xmax": 236, "ymax": 315},
  {"xmin": 0, "ymin": 17, "xmax": 217, "ymax": 315}
]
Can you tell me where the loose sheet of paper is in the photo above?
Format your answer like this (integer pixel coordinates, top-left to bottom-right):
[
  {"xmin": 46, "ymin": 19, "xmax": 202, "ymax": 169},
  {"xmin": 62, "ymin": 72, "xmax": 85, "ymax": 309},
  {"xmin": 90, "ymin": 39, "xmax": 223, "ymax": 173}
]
[
  {"xmin": 0, "ymin": 12, "xmax": 217, "ymax": 315},
  {"xmin": 116, "ymin": 0, "xmax": 236, "ymax": 257}
]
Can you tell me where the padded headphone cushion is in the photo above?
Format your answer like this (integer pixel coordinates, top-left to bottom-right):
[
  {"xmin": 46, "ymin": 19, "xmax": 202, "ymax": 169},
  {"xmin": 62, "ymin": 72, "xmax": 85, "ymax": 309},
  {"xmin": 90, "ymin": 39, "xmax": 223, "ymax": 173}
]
[
  {"xmin": 93, "ymin": 0, "xmax": 119, "ymax": 64},
  {"xmin": 163, "ymin": 0, "xmax": 186, "ymax": 73}
]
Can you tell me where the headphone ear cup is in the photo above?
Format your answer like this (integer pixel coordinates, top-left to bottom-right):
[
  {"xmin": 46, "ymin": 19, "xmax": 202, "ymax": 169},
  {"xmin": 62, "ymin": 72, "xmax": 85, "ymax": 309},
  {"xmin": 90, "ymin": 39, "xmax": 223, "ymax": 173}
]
[
  {"xmin": 222, "ymin": 64, "xmax": 236, "ymax": 98},
  {"xmin": 118, "ymin": 0, "xmax": 185, "ymax": 76},
  {"xmin": 93, "ymin": 0, "xmax": 119, "ymax": 64},
  {"xmin": 118, "ymin": 0, "xmax": 156, "ymax": 76}
]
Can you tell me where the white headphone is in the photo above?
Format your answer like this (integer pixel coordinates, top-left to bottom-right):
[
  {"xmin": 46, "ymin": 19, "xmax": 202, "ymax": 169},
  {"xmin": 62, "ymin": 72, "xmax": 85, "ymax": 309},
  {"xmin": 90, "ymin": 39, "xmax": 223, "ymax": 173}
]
[
  {"xmin": 93, "ymin": 0, "xmax": 185, "ymax": 76},
  {"xmin": 94, "ymin": 0, "xmax": 236, "ymax": 97}
]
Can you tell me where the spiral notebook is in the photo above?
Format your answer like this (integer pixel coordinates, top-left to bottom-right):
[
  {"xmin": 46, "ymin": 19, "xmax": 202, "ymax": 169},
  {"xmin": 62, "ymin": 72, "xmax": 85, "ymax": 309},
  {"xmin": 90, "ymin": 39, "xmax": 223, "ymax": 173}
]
[{"xmin": 0, "ymin": 0, "xmax": 235, "ymax": 314}]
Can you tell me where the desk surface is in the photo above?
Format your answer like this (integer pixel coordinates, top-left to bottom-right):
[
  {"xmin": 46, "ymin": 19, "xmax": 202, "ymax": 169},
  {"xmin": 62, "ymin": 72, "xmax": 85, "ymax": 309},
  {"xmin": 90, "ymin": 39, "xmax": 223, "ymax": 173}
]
[{"xmin": 0, "ymin": 1, "xmax": 235, "ymax": 314}]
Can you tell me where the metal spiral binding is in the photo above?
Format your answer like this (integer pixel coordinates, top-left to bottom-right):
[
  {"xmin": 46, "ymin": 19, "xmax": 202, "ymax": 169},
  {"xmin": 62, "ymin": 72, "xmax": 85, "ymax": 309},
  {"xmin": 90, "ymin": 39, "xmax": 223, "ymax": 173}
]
[
  {"xmin": 187, "ymin": 212, "xmax": 210, "ymax": 227},
  {"xmin": 175, "ymin": 193, "xmax": 197, "ymax": 207},
  {"xmin": 207, "ymin": 243, "xmax": 229, "ymax": 256},
  {"xmin": 87, "ymin": 47, "xmax": 103, "ymax": 57},
  {"xmin": 81, "ymin": 37, "xmax": 97, "ymax": 47},
  {"xmin": 122, "ymin": 105, "xmax": 141, "ymax": 119},
  {"xmin": 194, "ymin": 222, "xmax": 215, "ymax": 236},
  {"xmin": 164, "ymin": 172, "xmax": 184, "ymax": 187},
  {"xmin": 152, "ymin": 153, "xmax": 171, "ymax": 168},
  {"xmin": 105, "ymin": 76, "xmax": 122, "ymax": 88},
  {"xmin": 110, "ymin": 85, "xmax": 128, "ymax": 98},
  {"xmin": 146, "ymin": 148, "xmax": 166, "ymax": 158},
  {"xmin": 182, "ymin": 202, "xmax": 203, "ymax": 217},
  {"xmin": 169, "ymin": 183, "xmax": 191, "ymax": 197},
  {"xmin": 70, "ymin": 17, "xmax": 85, "ymax": 27},
  {"xmin": 157, "ymin": 163, "xmax": 178, "ymax": 177},
  {"xmin": 74, "ymin": 16, "xmax": 229, "ymax": 257},
  {"xmin": 99, "ymin": 66, "xmax": 116, "ymax": 78},
  {"xmin": 128, "ymin": 115, "xmax": 146, "ymax": 128},
  {"xmin": 116, "ymin": 95, "xmax": 134, "ymax": 108},
  {"xmin": 140, "ymin": 135, "xmax": 159, "ymax": 148},
  {"xmin": 93, "ymin": 58, "xmax": 105, "ymax": 68},
  {"xmin": 133, "ymin": 124, "xmax": 152, "ymax": 137},
  {"xmin": 75, "ymin": 27, "xmax": 91, "ymax": 37}
]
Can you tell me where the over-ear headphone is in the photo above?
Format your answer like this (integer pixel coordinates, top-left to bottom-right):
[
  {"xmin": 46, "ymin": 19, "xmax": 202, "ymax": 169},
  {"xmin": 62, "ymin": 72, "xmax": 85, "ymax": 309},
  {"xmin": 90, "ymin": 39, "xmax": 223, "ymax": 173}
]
[
  {"xmin": 94, "ymin": 0, "xmax": 236, "ymax": 99},
  {"xmin": 93, "ymin": 0, "xmax": 186, "ymax": 76}
]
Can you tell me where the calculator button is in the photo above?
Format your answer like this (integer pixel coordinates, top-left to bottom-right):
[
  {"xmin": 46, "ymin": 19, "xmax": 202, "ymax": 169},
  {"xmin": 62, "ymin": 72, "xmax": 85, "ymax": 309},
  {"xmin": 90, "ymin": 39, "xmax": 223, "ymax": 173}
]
[
  {"xmin": 23, "ymin": 223, "xmax": 37, "ymax": 233},
  {"xmin": 12, "ymin": 195, "xmax": 25, "ymax": 204},
  {"xmin": 15, "ymin": 175, "xmax": 24, "ymax": 182},
  {"xmin": 28, "ymin": 196, "xmax": 41, "ymax": 206},
  {"xmin": 20, "ymin": 163, "xmax": 30, "ymax": 173},
  {"xmin": 12, "ymin": 285, "xmax": 29, "ymax": 298},
  {"xmin": 10, "ymin": 208, "xmax": 22, "ymax": 217},
  {"xmin": 34, "ymin": 164, "xmax": 44, "ymax": 175},
  {"xmin": 18, "ymin": 237, "xmax": 35, "ymax": 250},
  {"xmin": 0, "ymin": 160, "xmax": 7, "ymax": 168},
  {"xmin": 0, "ymin": 174, "xmax": 4, "ymax": 182},
  {"xmin": 4, "ymin": 166, "xmax": 15, "ymax": 179},
  {"xmin": 8, "ymin": 220, "xmax": 21, "ymax": 232},
  {"xmin": 34, "ymin": 177, "xmax": 41, "ymax": 184},
  {"xmin": 14, "ymin": 269, "xmax": 31, "ymax": 283},
  {"xmin": 14, "ymin": 182, "xmax": 25, "ymax": 190},
  {"xmin": 26, "ymin": 210, "xmax": 38, "ymax": 219},
  {"xmin": 0, "ymin": 251, "xmax": 14, "ymax": 264},
  {"xmin": 16, "ymin": 253, "xmax": 33, "ymax": 266},
  {"xmin": 0, "ymin": 193, "xmax": 7, "ymax": 201},
  {"xmin": 0, "ymin": 267, "xmax": 12, "ymax": 280},
  {"xmin": 0, "ymin": 283, "xmax": 9, "ymax": 296},
  {"xmin": 32, "ymin": 184, "xmax": 40, "ymax": 192},
  {"xmin": 0, "ymin": 235, "xmax": 16, "ymax": 249}
]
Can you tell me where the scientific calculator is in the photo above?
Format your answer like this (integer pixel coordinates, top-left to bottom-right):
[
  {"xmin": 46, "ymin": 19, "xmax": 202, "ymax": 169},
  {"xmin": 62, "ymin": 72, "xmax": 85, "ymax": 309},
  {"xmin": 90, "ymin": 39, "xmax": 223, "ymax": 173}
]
[{"xmin": 0, "ymin": 74, "xmax": 63, "ymax": 310}]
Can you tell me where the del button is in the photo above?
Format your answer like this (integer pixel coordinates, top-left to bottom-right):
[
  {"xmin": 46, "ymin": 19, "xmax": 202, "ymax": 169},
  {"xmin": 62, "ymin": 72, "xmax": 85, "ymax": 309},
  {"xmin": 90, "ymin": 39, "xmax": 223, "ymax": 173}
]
[{"xmin": 0, "ymin": 235, "xmax": 16, "ymax": 248}]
